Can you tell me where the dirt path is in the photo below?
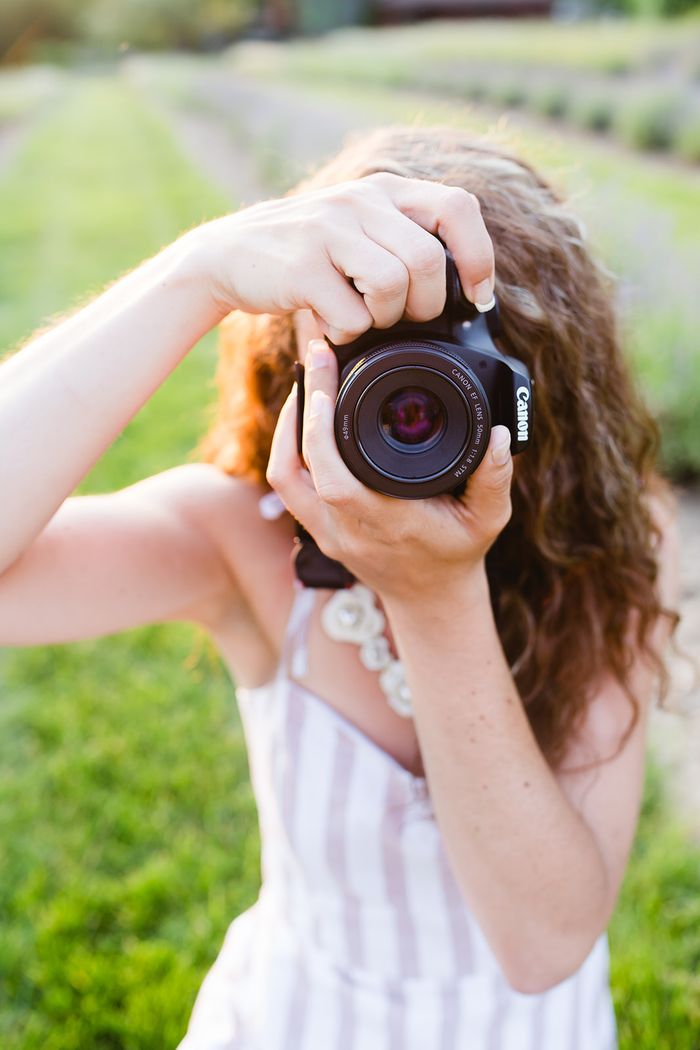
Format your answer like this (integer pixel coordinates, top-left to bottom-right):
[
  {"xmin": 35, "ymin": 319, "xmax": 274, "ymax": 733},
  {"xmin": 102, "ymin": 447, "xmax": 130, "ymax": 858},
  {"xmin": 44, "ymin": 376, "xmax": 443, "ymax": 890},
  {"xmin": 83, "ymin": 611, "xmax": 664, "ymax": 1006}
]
[
  {"xmin": 131, "ymin": 58, "xmax": 700, "ymax": 828},
  {"xmin": 0, "ymin": 117, "xmax": 38, "ymax": 178}
]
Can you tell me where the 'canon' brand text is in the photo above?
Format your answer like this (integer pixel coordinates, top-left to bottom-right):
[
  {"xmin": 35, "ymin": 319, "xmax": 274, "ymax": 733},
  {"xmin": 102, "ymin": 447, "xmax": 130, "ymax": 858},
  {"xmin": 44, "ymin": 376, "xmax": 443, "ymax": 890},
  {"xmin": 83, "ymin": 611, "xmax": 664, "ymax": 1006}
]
[{"xmin": 515, "ymin": 386, "xmax": 529, "ymax": 442}]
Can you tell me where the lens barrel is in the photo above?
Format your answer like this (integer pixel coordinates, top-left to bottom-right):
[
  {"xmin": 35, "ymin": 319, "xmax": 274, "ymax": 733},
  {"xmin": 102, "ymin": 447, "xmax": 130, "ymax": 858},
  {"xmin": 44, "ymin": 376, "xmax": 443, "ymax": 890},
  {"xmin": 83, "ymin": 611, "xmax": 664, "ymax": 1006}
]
[{"xmin": 334, "ymin": 342, "xmax": 490, "ymax": 499}]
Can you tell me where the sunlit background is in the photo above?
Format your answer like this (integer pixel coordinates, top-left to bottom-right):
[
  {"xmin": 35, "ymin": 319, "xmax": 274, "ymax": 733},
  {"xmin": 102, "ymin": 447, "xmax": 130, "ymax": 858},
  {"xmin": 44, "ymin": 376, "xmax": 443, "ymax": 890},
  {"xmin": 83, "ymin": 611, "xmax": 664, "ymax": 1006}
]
[{"xmin": 1, "ymin": 1, "xmax": 699, "ymax": 1047}]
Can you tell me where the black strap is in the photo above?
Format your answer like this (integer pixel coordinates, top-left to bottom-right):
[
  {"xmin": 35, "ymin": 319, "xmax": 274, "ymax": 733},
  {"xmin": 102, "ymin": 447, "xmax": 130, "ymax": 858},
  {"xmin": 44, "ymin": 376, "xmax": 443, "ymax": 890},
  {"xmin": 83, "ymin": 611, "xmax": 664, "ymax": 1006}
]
[
  {"xmin": 292, "ymin": 522, "xmax": 355, "ymax": 589},
  {"xmin": 293, "ymin": 360, "xmax": 355, "ymax": 589}
]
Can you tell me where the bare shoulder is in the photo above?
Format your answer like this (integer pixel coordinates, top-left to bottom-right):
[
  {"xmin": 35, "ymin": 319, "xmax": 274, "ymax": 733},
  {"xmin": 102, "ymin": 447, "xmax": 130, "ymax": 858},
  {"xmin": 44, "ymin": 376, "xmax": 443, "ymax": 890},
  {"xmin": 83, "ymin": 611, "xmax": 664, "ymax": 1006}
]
[
  {"xmin": 130, "ymin": 461, "xmax": 265, "ymax": 518},
  {"xmin": 152, "ymin": 462, "xmax": 294, "ymax": 550},
  {"xmin": 144, "ymin": 461, "xmax": 297, "ymax": 624},
  {"xmin": 148, "ymin": 464, "xmax": 298, "ymax": 679},
  {"xmin": 642, "ymin": 475, "xmax": 681, "ymax": 612},
  {"xmin": 0, "ymin": 462, "xmax": 287, "ymax": 648}
]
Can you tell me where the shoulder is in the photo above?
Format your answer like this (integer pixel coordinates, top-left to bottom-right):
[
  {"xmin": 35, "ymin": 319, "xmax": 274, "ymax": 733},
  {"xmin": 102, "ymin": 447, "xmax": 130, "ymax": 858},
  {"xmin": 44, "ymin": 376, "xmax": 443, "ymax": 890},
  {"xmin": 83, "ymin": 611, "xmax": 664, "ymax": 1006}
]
[
  {"xmin": 126, "ymin": 462, "xmax": 281, "ymax": 585},
  {"xmin": 642, "ymin": 475, "xmax": 680, "ymax": 612},
  {"xmin": 132, "ymin": 462, "xmax": 270, "ymax": 530}
]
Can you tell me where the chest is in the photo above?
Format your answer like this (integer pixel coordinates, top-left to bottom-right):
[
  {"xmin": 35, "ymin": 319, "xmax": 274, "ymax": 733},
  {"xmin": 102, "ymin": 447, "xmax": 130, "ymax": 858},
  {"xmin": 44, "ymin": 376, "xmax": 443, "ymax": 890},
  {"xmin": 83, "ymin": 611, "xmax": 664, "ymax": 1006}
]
[{"xmin": 210, "ymin": 519, "xmax": 425, "ymax": 779}]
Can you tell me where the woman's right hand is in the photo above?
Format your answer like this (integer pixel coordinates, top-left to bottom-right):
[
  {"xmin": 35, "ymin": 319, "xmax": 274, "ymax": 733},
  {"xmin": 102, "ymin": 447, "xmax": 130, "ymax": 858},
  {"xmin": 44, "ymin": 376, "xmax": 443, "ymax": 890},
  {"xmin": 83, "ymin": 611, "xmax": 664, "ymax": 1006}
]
[{"xmin": 191, "ymin": 172, "xmax": 496, "ymax": 344}]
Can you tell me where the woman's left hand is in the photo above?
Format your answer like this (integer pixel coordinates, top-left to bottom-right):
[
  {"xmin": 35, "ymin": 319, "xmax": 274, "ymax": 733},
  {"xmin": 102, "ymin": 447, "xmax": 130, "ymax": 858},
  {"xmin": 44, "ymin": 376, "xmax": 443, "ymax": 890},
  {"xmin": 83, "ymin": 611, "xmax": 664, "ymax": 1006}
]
[{"xmin": 266, "ymin": 339, "xmax": 514, "ymax": 601}]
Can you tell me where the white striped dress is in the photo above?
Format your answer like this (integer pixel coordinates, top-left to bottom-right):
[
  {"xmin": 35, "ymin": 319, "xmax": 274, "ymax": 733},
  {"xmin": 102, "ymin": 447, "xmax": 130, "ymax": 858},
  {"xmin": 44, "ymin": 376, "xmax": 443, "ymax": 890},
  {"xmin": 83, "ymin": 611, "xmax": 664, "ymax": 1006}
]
[{"xmin": 179, "ymin": 580, "xmax": 617, "ymax": 1050}]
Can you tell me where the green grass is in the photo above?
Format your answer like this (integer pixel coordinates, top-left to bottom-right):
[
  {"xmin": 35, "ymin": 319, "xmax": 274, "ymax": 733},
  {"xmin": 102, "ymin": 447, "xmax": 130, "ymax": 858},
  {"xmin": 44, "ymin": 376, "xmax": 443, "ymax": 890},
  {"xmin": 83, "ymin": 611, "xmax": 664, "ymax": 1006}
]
[
  {"xmin": 609, "ymin": 765, "xmax": 700, "ymax": 1046},
  {"xmin": 1, "ymin": 62, "xmax": 700, "ymax": 1048},
  {"xmin": 0, "ymin": 73, "xmax": 260, "ymax": 1048}
]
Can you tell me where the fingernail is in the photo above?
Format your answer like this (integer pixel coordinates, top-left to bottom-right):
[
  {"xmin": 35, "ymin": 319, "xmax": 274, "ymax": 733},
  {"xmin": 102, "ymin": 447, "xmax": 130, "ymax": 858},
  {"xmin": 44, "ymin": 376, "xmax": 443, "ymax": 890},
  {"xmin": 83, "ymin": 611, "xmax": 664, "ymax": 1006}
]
[
  {"xmin": 307, "ymin": 340, "xmax": 331, "ymax": 369},
  {"xmin": 308, "ymin": 387, "xmax": 329, "ymax": 421},
  {"xmin": 491, "ymin": 428, "xmax": 511, "ymax": 465},
  {"xmin": 472, "ymin": 278, "xmax": 495, "ymax": 312}
]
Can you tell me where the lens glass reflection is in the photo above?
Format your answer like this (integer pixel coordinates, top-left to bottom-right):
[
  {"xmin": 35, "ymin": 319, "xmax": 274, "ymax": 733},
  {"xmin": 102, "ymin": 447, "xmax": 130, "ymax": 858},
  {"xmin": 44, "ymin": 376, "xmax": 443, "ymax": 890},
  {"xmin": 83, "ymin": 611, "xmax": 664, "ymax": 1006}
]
[{"xmin": 380, "ymin": 387, "xmax": 445, "ymax": 446}]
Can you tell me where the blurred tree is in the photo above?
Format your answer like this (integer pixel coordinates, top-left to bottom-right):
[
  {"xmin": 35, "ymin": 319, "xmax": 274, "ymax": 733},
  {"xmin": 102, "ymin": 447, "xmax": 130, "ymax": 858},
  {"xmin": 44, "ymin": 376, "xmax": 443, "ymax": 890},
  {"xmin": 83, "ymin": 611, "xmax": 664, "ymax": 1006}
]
[
  {"xmin": 296, "ymin": 0, "xmax": 372, "ymax": 33},
  {"xmin": 80, "ymin": 0, "xmax": 257, "ymax": 50},
  {"xmin": 588, "ymin": 0, "xmax": 699, "ymax": 14},
  {"xmin": 0, "ymin": 0, "xmax": 82, "ymax": 62}
]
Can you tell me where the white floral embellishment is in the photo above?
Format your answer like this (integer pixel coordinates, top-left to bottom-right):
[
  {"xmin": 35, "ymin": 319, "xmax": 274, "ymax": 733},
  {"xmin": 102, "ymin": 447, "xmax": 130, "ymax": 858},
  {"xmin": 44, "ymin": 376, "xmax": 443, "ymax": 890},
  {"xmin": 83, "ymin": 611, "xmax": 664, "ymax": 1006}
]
[
  {"xmin": 319, "ymin": 583, "xmax": 413, "ymax": 719},
  {"xmin": 359, "ymin": 635, "xmax": 392, "ymax": 672},
  {"xmin": 321, "ymin": 584, "xmax": 386, "ymax": 644},
  {"xmin": 258, "ymin": 491, "xmax": 287, "ymax": 521},
  {"xmin": 379, "ymin": 660, "xmax": 413, "ymax": 718}
]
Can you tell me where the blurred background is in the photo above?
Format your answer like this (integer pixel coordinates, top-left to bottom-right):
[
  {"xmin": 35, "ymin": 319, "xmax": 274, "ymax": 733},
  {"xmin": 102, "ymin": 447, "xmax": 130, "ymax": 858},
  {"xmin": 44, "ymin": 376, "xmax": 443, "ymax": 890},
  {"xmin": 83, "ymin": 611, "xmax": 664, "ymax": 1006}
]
[{"xmin": 1, "ymin": 1, "xmax": 699, "ymax": 1047}]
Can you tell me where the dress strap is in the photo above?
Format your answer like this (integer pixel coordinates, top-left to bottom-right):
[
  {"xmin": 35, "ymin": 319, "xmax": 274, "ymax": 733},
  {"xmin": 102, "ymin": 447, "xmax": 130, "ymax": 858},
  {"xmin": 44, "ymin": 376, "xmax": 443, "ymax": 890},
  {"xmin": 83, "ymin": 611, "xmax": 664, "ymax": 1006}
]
[
  {"xmin": 280, "ymin": 581, "xmax": 317, "ymax": 682},
  {"xmin": 255, "ymin": 493, "xmax": 317, "ymax": 682}
]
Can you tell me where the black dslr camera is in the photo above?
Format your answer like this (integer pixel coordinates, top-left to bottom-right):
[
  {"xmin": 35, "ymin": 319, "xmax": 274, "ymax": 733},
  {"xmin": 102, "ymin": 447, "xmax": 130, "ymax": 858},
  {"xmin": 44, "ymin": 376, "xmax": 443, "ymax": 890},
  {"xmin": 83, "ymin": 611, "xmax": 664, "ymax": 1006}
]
[{"xmin": 293, "ymin": 249, "xmax": 533, "ymax": 588}]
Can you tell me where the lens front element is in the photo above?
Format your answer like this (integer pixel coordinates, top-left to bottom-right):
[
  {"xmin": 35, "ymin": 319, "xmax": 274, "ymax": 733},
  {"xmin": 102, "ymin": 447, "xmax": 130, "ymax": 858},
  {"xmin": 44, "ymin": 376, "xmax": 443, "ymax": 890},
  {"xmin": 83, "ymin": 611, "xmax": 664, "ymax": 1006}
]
[{"xmin": 380, "ymin": 387, "xmax": 446, "ymax": 449}]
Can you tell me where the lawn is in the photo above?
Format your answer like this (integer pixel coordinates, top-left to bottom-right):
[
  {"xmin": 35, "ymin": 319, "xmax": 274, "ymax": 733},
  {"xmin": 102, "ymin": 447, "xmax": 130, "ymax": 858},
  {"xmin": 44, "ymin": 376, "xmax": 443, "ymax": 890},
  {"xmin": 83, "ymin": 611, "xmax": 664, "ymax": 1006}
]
[{"xmin": 0, "ymin": 63, "xmax": 699, "ymax": 1048}]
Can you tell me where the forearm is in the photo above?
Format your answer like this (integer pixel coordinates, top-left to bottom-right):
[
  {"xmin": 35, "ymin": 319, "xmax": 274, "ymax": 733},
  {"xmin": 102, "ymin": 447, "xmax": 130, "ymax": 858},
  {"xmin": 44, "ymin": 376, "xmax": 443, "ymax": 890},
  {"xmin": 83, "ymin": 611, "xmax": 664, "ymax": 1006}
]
[
  {"xmin": 382, "ymin": 563, "xmax": 610, "ymax": 992},
  {"xmin": 0, "ymin": 230, "xmax": 225, "ymax": 574}
]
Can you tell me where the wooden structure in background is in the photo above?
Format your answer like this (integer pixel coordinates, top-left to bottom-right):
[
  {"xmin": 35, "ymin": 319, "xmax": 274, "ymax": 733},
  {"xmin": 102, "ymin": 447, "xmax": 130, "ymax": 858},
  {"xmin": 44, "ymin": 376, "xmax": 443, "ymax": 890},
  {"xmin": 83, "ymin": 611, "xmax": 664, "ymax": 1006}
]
[
  {"xmin": 261, "ymin": 0, "xmax": 552, "ymax": 35},
  {"xmin": 378, "ymin": 0, "xmax": 553, "ymax": 18}
]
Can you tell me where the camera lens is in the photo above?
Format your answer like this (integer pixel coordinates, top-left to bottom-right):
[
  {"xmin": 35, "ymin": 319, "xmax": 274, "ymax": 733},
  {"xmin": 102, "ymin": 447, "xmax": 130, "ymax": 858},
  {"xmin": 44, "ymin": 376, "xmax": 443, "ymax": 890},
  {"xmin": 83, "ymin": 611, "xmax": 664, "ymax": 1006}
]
[
  {"xmin": 335, "ymin": 344, "xmax": 491, "ymax": 498},
  {"xmin": 379, "ymin": 387, "xmax": 445, "ymax": 447}
]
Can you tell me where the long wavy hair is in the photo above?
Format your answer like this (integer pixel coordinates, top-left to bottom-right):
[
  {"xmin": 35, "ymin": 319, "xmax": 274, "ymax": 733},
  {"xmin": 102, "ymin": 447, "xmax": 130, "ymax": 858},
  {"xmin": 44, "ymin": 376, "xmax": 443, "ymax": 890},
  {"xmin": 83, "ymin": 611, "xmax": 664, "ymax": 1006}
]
[{"xmin": 199, "ymin": 125, "xmax": 678, "ymax": 769}]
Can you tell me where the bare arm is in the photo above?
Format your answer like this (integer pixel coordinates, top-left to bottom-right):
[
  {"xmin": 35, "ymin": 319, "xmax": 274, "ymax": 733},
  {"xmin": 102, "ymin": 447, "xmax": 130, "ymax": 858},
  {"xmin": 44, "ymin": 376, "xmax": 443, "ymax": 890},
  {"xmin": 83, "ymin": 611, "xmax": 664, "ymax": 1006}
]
[
  {"xmin": 0, "ymin": 465, "xmax": 241, "ymax": 645},
  {"xmin": 381, "ymin": 495, "xmax": 679, "ymax": 994},
  {"xmin": 0, "ymin": 172, "xmax": 495, "ymax": 646},
  {"xmin": 0, "ymin": 231, "xmax": 226, "ymax": 576}
]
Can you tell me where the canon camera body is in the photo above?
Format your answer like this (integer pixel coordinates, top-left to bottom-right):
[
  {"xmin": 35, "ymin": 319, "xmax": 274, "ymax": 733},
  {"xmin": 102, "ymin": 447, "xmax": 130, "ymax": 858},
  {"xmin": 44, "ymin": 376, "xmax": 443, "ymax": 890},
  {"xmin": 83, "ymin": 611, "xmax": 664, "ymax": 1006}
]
[{"xmin": 296, "ymin": 250, "xmax": 533, "ymax": 502}]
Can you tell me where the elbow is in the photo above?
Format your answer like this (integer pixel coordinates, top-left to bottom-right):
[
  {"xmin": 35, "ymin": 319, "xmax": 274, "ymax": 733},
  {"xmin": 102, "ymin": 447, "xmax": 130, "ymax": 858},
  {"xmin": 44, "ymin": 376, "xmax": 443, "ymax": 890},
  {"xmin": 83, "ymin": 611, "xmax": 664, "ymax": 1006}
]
[
  {"xmin": 504, "ymin": 964, "xmax": 576, "ymax": 997},
  {"xmin": 499, "ymin": 931, "xmax": 606, "ymax": 996}
]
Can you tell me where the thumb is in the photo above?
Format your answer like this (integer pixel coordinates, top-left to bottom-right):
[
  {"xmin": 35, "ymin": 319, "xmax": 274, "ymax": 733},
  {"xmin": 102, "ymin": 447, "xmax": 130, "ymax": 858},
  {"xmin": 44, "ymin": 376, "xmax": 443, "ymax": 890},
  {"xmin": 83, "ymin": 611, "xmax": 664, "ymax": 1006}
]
[{"xmin": 464, "ymin": 425, "xmax": 514, "ymax": 530}]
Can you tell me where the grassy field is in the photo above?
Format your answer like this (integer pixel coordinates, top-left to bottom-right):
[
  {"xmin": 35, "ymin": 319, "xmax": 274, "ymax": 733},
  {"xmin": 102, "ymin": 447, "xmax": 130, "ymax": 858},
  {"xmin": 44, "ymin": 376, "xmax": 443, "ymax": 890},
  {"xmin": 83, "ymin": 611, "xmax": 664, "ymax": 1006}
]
[
  {"xmin": 0, "ymin": 77, "xmax": 261, "ymax": 1049},
  {"xmin": 232, "ymin": 17, "xmax": 700, "ymax": 75},
  {"xmin": 226, "ymin": 17, "xmax": 700, "ymax": 163},
  {"xmin": 0, "ymin": 64, "xmax": 699, "ymax": 1048}
]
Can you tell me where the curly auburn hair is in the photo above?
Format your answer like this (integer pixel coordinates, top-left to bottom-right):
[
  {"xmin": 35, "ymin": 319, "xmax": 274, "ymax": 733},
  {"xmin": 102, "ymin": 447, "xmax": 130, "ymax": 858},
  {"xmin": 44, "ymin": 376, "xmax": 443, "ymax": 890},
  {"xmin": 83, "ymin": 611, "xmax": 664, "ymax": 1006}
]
[{"xmin": 199, "ymin": 125, "xmax": 678, "ymax": 769}]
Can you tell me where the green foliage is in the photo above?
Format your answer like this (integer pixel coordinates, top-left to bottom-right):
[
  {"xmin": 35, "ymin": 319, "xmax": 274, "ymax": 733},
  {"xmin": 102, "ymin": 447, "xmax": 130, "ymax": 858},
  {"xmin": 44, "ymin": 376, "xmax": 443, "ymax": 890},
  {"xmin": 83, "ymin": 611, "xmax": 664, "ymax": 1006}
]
[
  {"xmin": 80, "ymin": 0, "xmax": 256, "ymax": 52},
  {"xmin": 610, "ymin": 764, "xmax": 700, "ymax": 1045},
  {"xmin": 0, "ymin": 0, "xmax": 81, "ymax": 62},
  {"xmin": 489, "ymin": 76, "xmax": 529, "ymax": 108},
  {"xmin": 529, "ymin": 80, "xmax": 571, "ymax": 119},
  {"xmin": 613, "ymin": 89, "xmax": 686, "ymax": 151},
  {"xmin": 0, "ymin": 0, "xmax": 256, "ymax": 60},
  {"xmin": 570, "ymin": 88, "xmax": 616, "ymax": 131},
  {"xmin": 674, "ymin": 107, "xmax": 700, "ymax": 162}
]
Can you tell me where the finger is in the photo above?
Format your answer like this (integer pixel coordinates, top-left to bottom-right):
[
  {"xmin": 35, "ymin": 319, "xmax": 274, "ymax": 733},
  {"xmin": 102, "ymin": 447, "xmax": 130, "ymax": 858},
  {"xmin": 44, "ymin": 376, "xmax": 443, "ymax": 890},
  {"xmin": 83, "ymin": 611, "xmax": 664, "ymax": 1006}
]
[
  {"xmin": 359, "ymin": 211, "xmax": 446, "ymax": 322},
  {"xmin": 326, "ymin": 232, "xmax": 410, "ymax": 330},
  {"xmin": 266, "ymin": 384, "xmax": 321, "ymax": 533},
  {"xmin": 462, "ymin": 424, "xmax": 514, "ymax": 536},
  {"xmin": 302, "ymin": 339, "xmax": 366, "ymax": 507},
  {"xmin": 377, "ymin": 173, "xmax": 496, "ymax": 311},
  {"xmin": 304, "ymin": 269, "xmax": 373, "ymax": 345}
]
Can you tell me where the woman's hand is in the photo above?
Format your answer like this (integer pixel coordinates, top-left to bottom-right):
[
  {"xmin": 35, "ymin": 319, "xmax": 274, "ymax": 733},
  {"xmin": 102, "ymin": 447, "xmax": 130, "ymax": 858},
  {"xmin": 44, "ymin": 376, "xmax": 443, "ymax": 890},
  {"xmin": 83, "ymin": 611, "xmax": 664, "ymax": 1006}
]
[
  {"xmin": 266, "ymin": 339, "xmax": 514, "ymax": 601},
  {"xmin": 190, "ymin": 172, "xmax": 496, "ymax": 343}
]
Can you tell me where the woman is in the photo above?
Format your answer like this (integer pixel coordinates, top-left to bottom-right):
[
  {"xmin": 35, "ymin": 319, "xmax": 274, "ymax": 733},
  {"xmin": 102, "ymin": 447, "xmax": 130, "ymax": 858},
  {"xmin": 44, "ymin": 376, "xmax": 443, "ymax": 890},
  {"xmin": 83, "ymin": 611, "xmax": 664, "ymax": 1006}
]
[{"xmin": 0, "ymin": 126, "xmax": 679, "ymax": 1048}]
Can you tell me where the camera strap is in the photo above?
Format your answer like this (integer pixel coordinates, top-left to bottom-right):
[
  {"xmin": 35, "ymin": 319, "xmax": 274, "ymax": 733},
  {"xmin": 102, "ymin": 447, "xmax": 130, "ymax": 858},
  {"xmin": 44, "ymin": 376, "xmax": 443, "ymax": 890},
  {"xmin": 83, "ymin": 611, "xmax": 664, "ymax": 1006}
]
[
  {"xmin": 292, "ymin": 360, "xmax": 355, "ymax": 589},
  {"xmin": 292, "ymin": 521, "xmax": 356, "ymax": 589}
]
